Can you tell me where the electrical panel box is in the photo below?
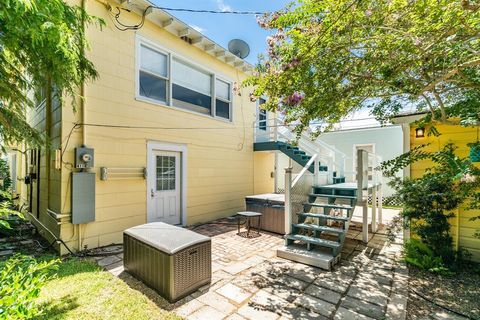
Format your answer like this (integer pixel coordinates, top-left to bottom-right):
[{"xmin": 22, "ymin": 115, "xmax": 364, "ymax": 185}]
[
  {"xmin": 72, "ymin": 172, "xmax": 95, "ymax": 224},
  {"xmin": 75, "ymin": 147, "xmax": 94, "ymax": 169}
]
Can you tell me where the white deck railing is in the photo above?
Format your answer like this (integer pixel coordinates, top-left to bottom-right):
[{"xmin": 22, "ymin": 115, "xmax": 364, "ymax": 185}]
[{"xmin": 255, "ymin": 117, "xmax": 346, "ymax": 185}]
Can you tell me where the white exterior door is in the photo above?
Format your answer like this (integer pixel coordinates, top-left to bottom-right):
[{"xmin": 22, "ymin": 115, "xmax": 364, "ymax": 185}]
[{"xmin": 148, "ymin": 150, "xmax": 181, "ymax": 225}]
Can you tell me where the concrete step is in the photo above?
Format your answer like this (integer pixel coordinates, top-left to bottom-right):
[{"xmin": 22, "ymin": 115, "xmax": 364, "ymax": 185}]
[
  {"xmin": 277, "ymin": 244, "xmax": 340, "ymax": 270},
  {"xmin": 285, "ymin": 234, "xmax": 341, "ymax": 250}
]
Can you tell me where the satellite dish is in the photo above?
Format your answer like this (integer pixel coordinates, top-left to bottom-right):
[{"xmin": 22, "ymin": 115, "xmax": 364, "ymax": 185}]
[{"xmin": 228, "ymin": 39, "xmax": 250, "ymax": 59}]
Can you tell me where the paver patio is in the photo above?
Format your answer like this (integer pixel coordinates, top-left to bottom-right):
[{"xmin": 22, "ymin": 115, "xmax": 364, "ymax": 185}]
[{"xmin": 95, "ymin": 210, "xmax": 408, "ymax": 320}]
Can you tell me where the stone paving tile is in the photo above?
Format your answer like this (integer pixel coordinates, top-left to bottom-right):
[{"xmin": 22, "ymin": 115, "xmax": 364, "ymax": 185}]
[
  {"xmin": 107, "ymin": 264, "xmax": 124, "ymax": 277},
  {"xmin": 346, "ymin": 286, "xmax": 389, "ymax": 308},
  {"xmin": 273, "ymin": 274, "xmax": 310, "ymax": 291},
  {"xmin": 175, "ymin": 299, "xmax": 204, "ymax": 318},
  {"xmin": 279, "ymin": 306, "xmax": 328, "ymax": 320},
  {"xmin": 216, "ymin": 283, "xmax": 252, "ymax": 304},
  {"xmin": 237, "ymin": 303, "xmax": 279, "ymax": 320},
  {"xmin": 334, "ymin": 307, "xmax": 376, "ymax": 319},
  {"xmin": 293, "ymin": 293, "xmax": 337, "ymax": 318},
  {"xmin": 187, "ymin": 305, "xmax": 226, "ymax": 320},
  {"xmin": 96, "ymin": 255, "xmax": 121, "ymax": 267},
  {"xmin": 224, "ymin": 313, "xmax": 247, "ymax": 320},
  {"xmin": 249, "ymin": 289, "xmax": 291, "ymax": 314},
  {"xmin": 222, "ymin": 262, "xmax": 251, "ymax": 275},
  {"xmin": 92, "ymin": 217, "xmax": 406, "ymax": 320},
  {"xmin": 340, "ymin": 296, "xmax": 385, "ymax": 319},
  {"xmin": 261, "ymin": 283, "xmax": 301, "ymax": 303},
  {"xmin": 304, "ymin": 284, "xmax": 342, "ymax": 305},
  {"xmin": 230, "ymin": 274, "xmax": 262, "ymax": 294},
  {"xmin": 314, "ymin": 271, "xmax": 354, "ymax": 294},
  {"xmin": 196, "ymin": 291, "xmax": 236, "ymax": 314}
]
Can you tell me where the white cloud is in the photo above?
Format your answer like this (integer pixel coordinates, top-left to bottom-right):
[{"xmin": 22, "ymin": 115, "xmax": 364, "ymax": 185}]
[
  {"xmin": 191, "ymin": 25, "xmax": 205, "ymax": 33},
  {"xmin": 215, "ymin": 0, "xmax": 232, "ymax": 12}
]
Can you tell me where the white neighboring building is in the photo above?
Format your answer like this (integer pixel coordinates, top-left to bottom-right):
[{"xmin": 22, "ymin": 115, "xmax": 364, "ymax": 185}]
[{"xmin": 317, "ymin": 125, "xmax": 404, "ymax": 198}]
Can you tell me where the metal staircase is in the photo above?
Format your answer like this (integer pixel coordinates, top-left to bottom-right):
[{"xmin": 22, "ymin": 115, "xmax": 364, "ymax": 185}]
[
  {"xmin": 254, "ymin": 141, "xmax": 329, "ymax": 173},
  {"xmin": 280, "ymin": 183, "xmax": 357, "ymax": 269},
  {"xmin": 253, "ymin": 116, "xmax": 382, "ymax": 270}
]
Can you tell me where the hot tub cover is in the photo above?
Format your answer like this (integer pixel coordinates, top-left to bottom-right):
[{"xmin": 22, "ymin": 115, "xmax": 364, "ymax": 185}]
[{"xmin": 124, "ymin": 222, "xmax": 210, "ymax": 254}]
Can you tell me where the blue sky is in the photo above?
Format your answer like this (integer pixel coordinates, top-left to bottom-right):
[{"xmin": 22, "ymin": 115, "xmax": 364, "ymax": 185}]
[
  {"xmin": 150, "ymin": 0, "xmax": 388, "ymax": 127},
  {"xmin": 151, "ymin": 0, "xmax": 290, "ymax": 65}
]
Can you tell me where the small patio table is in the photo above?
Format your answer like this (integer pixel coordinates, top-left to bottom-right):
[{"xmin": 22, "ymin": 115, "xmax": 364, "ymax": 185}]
[{"xmin": 236, "ymin": 211, "xmax": 262, "ymax": 237}]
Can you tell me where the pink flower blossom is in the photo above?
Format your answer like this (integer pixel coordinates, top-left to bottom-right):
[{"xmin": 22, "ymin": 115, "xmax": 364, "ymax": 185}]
[{"xmin": 284, "ymin": 92, "xmax": 304, "ymax": 106}]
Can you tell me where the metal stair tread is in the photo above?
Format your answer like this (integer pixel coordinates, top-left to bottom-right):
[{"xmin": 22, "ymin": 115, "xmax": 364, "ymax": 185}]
[
  {"xmin": 304, "ymin": 202, "xmax": 353, "ymax": 210},
  {"xmin": 309, "ymin": 193, "xmax": 357, "ymax": 200},
  {"xmin": 298, "ymin": 212, "xmax": 349, "ymax": 221},
  {"xmin": 293, "ymin": 223, "xmax": 345, "ymax": 234},
  {"xmin": 285, "ymin": 234, "xmax": 341, "ymax": 249}
]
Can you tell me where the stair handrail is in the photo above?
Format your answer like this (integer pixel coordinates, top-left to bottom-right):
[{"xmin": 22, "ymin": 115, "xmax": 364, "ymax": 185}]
[
  {"xmin": 274, "ymin": 117, "xmax": 347, "ymax": 180},
  {"xmin": 292, "ymin": 153, "xmax": 318, "ymax": 187}
]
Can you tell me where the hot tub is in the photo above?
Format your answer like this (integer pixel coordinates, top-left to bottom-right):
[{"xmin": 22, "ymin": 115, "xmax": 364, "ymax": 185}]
[{"xmin": 245, "ymin": 193, "xmax": 285, "ymax": 234}]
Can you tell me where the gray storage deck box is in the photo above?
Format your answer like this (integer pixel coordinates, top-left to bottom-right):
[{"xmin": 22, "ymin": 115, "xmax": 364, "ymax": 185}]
[{"xmin": 124, "ymin": 222, "xmax": 211, "ymax": 302}]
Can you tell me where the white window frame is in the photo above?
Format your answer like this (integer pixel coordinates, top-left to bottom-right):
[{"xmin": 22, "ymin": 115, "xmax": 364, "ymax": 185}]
[{"xmin": 135, "ymin": 35, "xmax": 234, "ymax": 122}]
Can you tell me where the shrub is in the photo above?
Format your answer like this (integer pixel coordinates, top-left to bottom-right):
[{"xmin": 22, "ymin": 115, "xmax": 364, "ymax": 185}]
[
  {"xmin": 382, "ymin": 143, "xmax": 480, "ymax": 268},
  {"xmin": 0, "ymin": 191, "xmax": 24, "ymax": 232},
  {"xmin": 0, "ymin": 255, "xmax": 59, "ymax": 320},
  {"xmin": 403, "ymin": 239, "xmax": 450, "ymax": 274}
]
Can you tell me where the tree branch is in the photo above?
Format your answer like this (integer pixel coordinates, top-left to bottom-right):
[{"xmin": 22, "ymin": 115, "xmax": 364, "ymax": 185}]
[{"xmin": 418, "ymin": 59, "xmax": 480, "ymax": 95}]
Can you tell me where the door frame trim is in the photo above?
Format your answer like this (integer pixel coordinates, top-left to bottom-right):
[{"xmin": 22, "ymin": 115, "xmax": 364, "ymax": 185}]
[{"xmin": 147, "ymin": 140, "xmax": 187, "ymax": 226}]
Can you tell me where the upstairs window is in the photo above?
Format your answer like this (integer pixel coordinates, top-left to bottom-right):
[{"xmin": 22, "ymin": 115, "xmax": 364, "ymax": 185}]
[
  {"xmin": 139, "ymin": 45, "xmax": 168, "ymax": 103},
  {"xmin": 137, "ymin": 38, "xmax": 234, "ymax": 122},
  {"xmin": 172, "ymin": 59, "xmax": 212, "ymax": 115},
  {"xmin": 215, "ymin": 79, "xmax": 231, "ymax": 120}
]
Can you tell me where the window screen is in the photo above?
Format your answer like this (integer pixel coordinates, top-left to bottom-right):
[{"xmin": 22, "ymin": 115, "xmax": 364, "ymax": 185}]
[
  {"xmin": 172, "ymin": 59, "xmax": 212, "ymax": 113},
  {"xmin": 156, "ymin": 156, "xmax": 176, "ymax": 191},
  {"xmin": 139, "ymin": 45, "xmax": 168, "ymax": 103},
  {"xmin": 215, "ymin": 79, "xmax": 231, "ymax": 120}
]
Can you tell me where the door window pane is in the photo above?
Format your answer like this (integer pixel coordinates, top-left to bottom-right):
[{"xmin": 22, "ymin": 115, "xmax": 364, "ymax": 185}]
[{"xmin": 156, "ymin": 156, "xmax": 176, "ymax": 191}]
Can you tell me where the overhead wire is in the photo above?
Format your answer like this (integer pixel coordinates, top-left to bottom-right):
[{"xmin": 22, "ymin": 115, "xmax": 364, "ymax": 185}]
[{"xmin": 108, "ymin": 3, "xmax": 267, "ymax": 31}]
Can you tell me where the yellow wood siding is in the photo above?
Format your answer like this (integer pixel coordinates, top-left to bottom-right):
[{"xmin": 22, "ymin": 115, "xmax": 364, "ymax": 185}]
[
  {"xmin": 55, "ymin": 0, "xmax": 258, "ymax": 251},
  {"xmin": 410, "ymin": 124, "xmax": 480, "ymax": 261},
  {"xmin": 253, "ymin": 152, "xmax": 275, "ymax": 194}
]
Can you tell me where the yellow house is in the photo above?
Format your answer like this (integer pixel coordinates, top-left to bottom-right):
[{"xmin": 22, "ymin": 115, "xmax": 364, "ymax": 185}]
[
  {"xmin": 393, "ymin": 112, "xmax": 480, "ymax": 261},
  {"xmin": 8, "ymin": 0, "xmax": 277, "ymax": 254}
]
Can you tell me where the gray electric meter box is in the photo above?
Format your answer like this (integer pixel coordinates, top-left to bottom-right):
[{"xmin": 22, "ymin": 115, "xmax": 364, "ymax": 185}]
[
  {"xmin": 72, "ymin": 172, "xmax": 95, "ymax": 224},
  {"xmin": 75, "ymin": 147, "xmax": 94, "ymax": 169}
]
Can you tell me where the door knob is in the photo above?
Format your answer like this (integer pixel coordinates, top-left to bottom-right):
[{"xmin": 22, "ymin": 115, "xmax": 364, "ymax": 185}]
[{"xmin": 151, "ymin": 188, "xmax": 155, "ymax": 198}]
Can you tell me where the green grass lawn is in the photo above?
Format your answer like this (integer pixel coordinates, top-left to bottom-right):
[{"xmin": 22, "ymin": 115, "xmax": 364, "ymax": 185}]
[{"xmin": 36, "ymin": 257, "xmax": 181, "ymax": 320}]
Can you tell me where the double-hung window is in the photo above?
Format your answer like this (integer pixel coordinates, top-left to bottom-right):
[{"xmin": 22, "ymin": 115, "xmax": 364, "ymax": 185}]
[
  {"xmin": 215, "ymin": 79, "xmax": 231, "ymax": 119},
  {"xmin": 172, "ymin": 58, "xmax": 212, "ymax": 115},
  {"xmin": 139, "ymin": 45, "xmax": 169, "ymax": 103},
  {"xmin": 137, "ymin": 38, "xmax": 233, "ymax": 121}
]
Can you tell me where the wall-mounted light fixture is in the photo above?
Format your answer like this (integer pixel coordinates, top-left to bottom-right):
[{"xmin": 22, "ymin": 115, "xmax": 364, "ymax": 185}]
[{"xmin": 415, "ymin": 127, "xmax": 425, "ymax": 138}]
